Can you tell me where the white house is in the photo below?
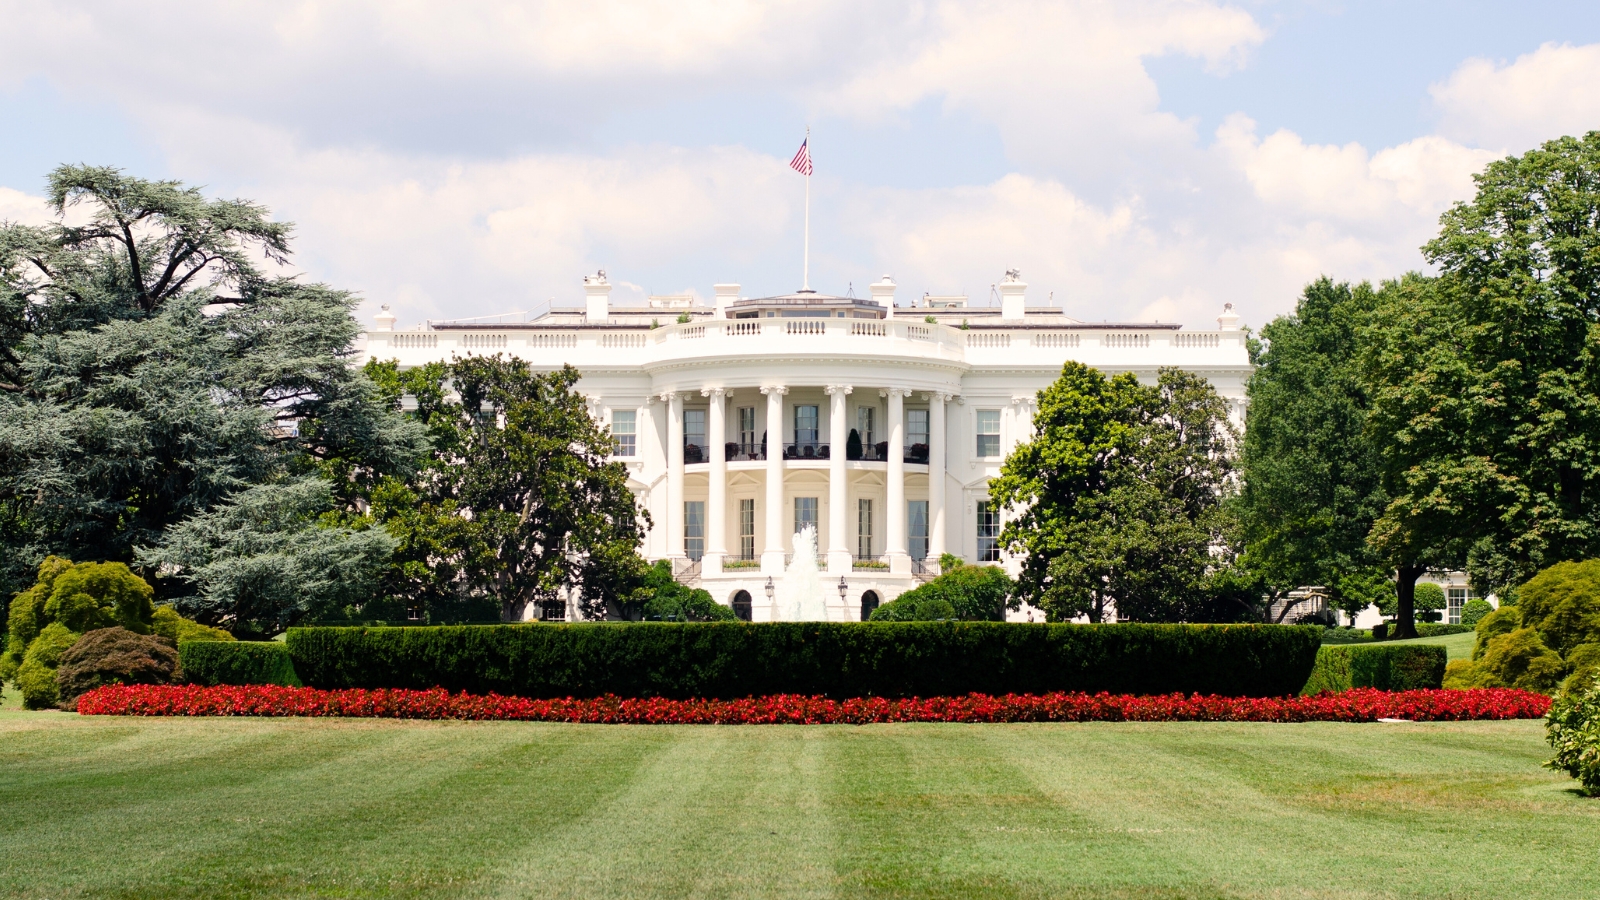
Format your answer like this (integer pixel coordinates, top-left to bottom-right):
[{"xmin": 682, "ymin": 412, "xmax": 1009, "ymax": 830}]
[{"xmin": 360, "ymin": 270, "xmax": 1253, "ymax": 622}]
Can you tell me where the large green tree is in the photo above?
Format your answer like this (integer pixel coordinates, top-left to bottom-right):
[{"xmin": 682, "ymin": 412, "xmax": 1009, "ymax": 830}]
[
  {"xmin": 1234, "ymin": 278, "xmax": 1392, "ymax": 624},
  {"xmin": 1363, "ymin": 134, "xmax": 1600, "ymax": 610},
  {"xmin": 990, "ymin": 363, "xmax": 1244, "ymax": 623},
  {"xmin": 0, "ymin": 166, "xmax": 424, "ymax": 598},
  {"xmin": 363, "ymin": 357, "xmax": 647, "ymax": 622}
]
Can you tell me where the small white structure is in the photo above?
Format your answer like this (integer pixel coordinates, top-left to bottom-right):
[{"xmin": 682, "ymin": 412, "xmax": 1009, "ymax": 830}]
[{"xmin": 362, "ymin": 271, "xmax": 1253, "ymax": 621}]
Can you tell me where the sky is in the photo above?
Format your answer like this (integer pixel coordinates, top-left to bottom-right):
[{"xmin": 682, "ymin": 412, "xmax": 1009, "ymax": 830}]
[{"xmin": 3, "ymin": 1, "xmax": 1600, "ymax": 331}]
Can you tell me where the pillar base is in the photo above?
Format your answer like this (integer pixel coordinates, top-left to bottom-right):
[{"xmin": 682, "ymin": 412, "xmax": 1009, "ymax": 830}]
[
  {"xmin": 760, "ymin": 550, "xmax": 787, "ymax": 576},
  {"xmin": 701, "ymin": 553, "xmax": 724, "ymax": 576},
  {"xmin": 826, "ymin": 549, "xmax": 853, "ymax": 575},
  {"xmin": 886, "ymin": 551, "xmax": 912, "ymax": 576}
]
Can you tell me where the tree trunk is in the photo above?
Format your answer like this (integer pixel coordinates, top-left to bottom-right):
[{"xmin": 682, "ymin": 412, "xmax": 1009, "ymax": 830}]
[{"xmin": 1392, "ymin": 563, "xmax": 1424, "ymax": 639}]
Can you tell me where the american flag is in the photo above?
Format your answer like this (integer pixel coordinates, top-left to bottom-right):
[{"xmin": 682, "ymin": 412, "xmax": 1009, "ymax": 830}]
[{"xmin": 789, "ymin": 138, "xmax": 812, "ymax": 176}]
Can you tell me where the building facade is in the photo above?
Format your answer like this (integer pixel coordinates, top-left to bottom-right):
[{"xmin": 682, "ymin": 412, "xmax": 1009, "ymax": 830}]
[{"xmin": 360, "ymin": 271, "xmax": 1252, "ymax": 622}]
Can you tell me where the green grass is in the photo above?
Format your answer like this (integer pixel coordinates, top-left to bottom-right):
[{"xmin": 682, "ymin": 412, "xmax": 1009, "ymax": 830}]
[
  {"xmin": 2, "ymin": 708, "xmax": 1596, "ymax": 899},
  {"xmin": 1383, "ymin": 631, "xmax": 1477, "ymax": 661}
]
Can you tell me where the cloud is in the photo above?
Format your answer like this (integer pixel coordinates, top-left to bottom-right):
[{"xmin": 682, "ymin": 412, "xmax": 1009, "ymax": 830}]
[
  {"xmin": 0, "ymin": 186, "xmax": 51, "ymax": 225},
  {"xmin": 1433, "ymin": 41, "xmax": 1600, "ymax": 152}
]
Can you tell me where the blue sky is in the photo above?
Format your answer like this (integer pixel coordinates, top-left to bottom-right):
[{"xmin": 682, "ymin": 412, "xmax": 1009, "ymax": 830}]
[{"xmin": 3, "ymin": 1, "xmax": 1600, "ymax": 328}]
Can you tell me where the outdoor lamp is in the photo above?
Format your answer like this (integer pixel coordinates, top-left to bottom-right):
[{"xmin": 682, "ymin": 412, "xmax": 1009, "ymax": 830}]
[
  {"xmin": 764, "ymin": 577, "xmax": 775, "ymax": 601},
  {"xmin": 838, "ymin": 576, "xmax": 848, "ymax": 602}
]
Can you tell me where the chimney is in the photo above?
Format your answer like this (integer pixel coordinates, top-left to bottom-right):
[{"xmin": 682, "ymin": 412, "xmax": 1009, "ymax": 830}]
[
  {"xmin": 584, "ymin": 270, "xmax": 611, "ymax": 324},
  {"xmin": 373, "ymin": 305, "xmax": 396, "ymax": 331},
  {"xmin": 1217, "ymin": 302, "xmax": 1240, "ymax": 331},
  {"xmin": 999, "ymin": 269, "xmax": 1027, "ymax": 320},
  {"xmin": 713, "ymin": 283, "xmax": 740, "ymax": 319},
  {"xmin": 870, "ymin": 275, "xmax": 896, "ymax": 318}
]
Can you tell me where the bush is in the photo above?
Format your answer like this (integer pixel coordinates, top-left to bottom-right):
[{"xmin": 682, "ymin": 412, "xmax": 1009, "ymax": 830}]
[
  {"xmin": 1413, "ymin": 583, "xmax": 1447, "ymax": 623},
  {"xmin": 179, "ymin": 641, "xmax": 301, "ymax": 687},
  {"xmin": 151, "ymin": 606, "xmax": 234, "ymax": 645},
  {"xmin": 1301, "ymin": 644, "xmax": 1448, "ymax": 694},
  {"xmin": 54, "ymin": 627, "xmax": 178, "ymax": 707},
  {"xmin": 1545, "ymin": 673, "xmax": 1600, "ymax": 795},
  {"xmin": 1415, "ymin": 623, "xmax": 1474, "ymax": 637},
  {"xmin": 845, "ymin": 428, "xmax": 863, "ymax": 460},
  {"xmin": 1318, "ymin": 627, "xmax": 1375, "ymax": 645},
  {"xmin": 285, "ymin": 622, "xmax": 1320, "ymax": 699},
  {"xmin": 16, "ymin": 622, "xmax": 81, "ymax": 709},
  {"xmin": 1472, "ymin": 606, "xmax": 1522, "ymax": 659},
  {"xmin": 870, "ymin": 560, "xmax": 1015, "ymax": 622},
  {"xmin": 1460, "ymin": 599, "xmax": 1494, "ymax": 627},
  {"xmin": 1563, "ymin": 643, "xmax": 1600, "ymax": 697},
  {"xmin": 1517, "ymin": 559, "xmax": 1600, "ymax": 657}
]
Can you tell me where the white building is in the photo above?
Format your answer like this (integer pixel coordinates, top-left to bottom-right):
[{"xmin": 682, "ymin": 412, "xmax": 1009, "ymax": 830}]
[{"xmin": 361, "ymin": 271, "xmax": 1252, "ymax": 622}]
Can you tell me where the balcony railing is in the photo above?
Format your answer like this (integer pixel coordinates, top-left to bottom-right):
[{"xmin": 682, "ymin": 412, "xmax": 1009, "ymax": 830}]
[{"xmin": 783, "ymin": 441, "xmax": 830, "ymax": 460}]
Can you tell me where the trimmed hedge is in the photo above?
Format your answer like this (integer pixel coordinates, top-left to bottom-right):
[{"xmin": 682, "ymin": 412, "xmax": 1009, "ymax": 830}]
[
  {"xmin": 285, "ymin": 622, "xmax": 1320, "ymax": 699},
  {"xmin": 1301, "ymin": 644, "xmax": 1448, "ymax": 695},
  {"xmin": 180, "ymin": 641, "xmax": 301, "ymax": 687}
]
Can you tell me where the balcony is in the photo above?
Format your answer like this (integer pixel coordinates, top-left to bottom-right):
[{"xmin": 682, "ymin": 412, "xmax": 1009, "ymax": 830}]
[{"xmin": 782, "ymin": 441, "xmax": 830, "ymax": 460}]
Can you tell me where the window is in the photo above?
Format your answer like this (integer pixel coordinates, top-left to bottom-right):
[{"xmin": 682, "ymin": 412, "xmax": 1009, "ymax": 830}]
[
  {"xmin": 537, "ymin": 599, "xmax": 566, "ymax": 622},
  {"xmin": 859, "ymin": 590, "xmax": 880, "ymax": 621},
  {"xmin": 684, "ymin": 501, "xmax": 705, "ymax": 560},
  {"xmin": 794, "ymin": 496, "xmax": 818, "ymax": 536},
  {"xmin": 856, "ymin": 406, "xmax": 876, "ymax": 448},
  {"xmin": 738, "ymin": 407, "xmax": 757, "ymax": 454},
  {"xmin": 612, "ymin": 409, "xmax": 636, "ymax": 457},
  {"xmin": 907, "ymin": 409, "xmax": 929, "ymax": 446},
  {"xmin": 908, "ymin": 501, "xmax": 929, "ymax": 561},
  {"xmin": 977, "ymin": 500, "xmax": 1000, "ymax": 562},
  {"xmin": 794, "ymin": 405, "xmax": 819, "ymax": 444},
  {"xmin": 732, "ymin": 590, "xmax": 753, "ymax": 621},
  {"xmin": 1447, "ymin": 586, "xmax": 1473, "ymax": 624},
  {"xmin": 739, "ymin": 498, "xmax": 756, "ymax": 559},
  {"xmin": 683, "ymin": 409, "xmax": 706, "ymax": 463},
  {"xmin": 976, "ymin": 410, "xmax": 1001, "ymax": 458},
  {"xmin": 857, "ymin": 498, "xmax": 874, "ymax": 558}
]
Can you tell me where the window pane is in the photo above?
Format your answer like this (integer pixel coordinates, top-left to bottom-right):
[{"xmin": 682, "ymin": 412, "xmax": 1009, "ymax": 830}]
[
  {"xmin": 977, "ymin": 410, "xmax": 1000, "ymax": 458},
  {"xmin": 794, "ymin": 497, "xmax": 818, "ymax": 535},
  {"xmin": 909, "ymin": 501, "xmax": 928, "ymax": 561},
  {"xmin": 739, "ymin": 498, "xmax": 756, "ymax": 559},
  {"xmin": 795, "ymin": 405, "xmax": 819, "ymax": 444},
  {"xmin": 977, "ymin": 500, "xmax": 1000, "ymax": 562},
  {"xmin": 684, "ymin": 501, "xmax": 705, "ymax": 560},
  {"xmin": 856, "ymin": 406, "xmax": 875, "ymax": 447},
  {"xmin": 857, "ymin": 498, "xmax": 873, "ymax": 558},
  {"xmin": 684, "ymin": 409, "xmax": 706, "ymax": 447},
  {"xmin": 738, "ymin": 407, "xmax": 757, "ymax": 450},
  {"xmin": 907, "ymin": 409, "xmax": 929, "ymax": 446},
  {"xmin": 612, "ymin": 410, "xmax": 636, "ymax": 457}
]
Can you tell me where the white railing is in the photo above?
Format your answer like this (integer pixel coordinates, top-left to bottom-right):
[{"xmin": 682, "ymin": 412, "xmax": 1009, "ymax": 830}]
[
  {"xmin": 680, "ymin": 325, "xmax": 706, "ymax": 339},
  {"xmin": 786, "ymin": 320, "xmax": 826, "ymax": 335},
  {"xmin": 725, "ymin": 321, "xmax": 761, "ymax": 336},
  {"xmin": 1103, "ymin": 332, "xmax": 1150, "ymax": 348},
  {"xmin": 1034, "ymin": 332, "xmax": 1079, "ymax": 348},
  {"xmin": 461, "ymin": 333, "xmax": 507, "ymax": 349},
  {"xmin": 906, "ymin": 325, "xmax": 932, "ymax": 341},
  {"xmin": 599, "ymin": 333, "xmax": 646, "ymax": 348},
  {"xmin": 527, "ymin": 332, "xmax": 578, "ymax": 348},
  {"xmin": 390, "ymin": 333, "xmax": 438, "ymax": 349},
  {"xmin": 966, "ymin": 332, "xmax": 1010, "ymax": 348},
  {"xmin": 1173, "ymin": 332, "xmax": 1221, "ymax": 348},
  {"xmin": 850, "ymin": 321, "xmax": 887, "ymax": 336}
]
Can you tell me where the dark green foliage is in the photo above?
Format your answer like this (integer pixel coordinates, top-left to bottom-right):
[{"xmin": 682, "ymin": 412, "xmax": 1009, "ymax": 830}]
[
  {"xmin": 1460, "ymin": 599, "xmax": 1494, "ymax": 627},
  {"xmin": 1515, "ymin": 559, "xmax": 1600, "ymax": 656},
  {"xmin": 870, "ymin": 560, "xmax": 1015, "ymax": 622},
  {"xmin": 1412, "ymin": 583, "xmax": 1447, "ymax": 622},
  {"xmin": 3, "ymin": 557, "xmax": 157, "ymax": 706},
  {"xmin": 286, "ymin": 622, "xmax": 1320, "ymax": 699},
  {"xmin": 845, "ymin": 428, "xmax": 863, "ymax": 460},
  {"xmin": 625, "ymin": 560, "xmax": 734, "ymax": 621},
  {"xmin": 1300, "ymin": 644, "xmax": 1447, "ymax": 694},
  {"xmin": 990, "ymin": 363, "xmax": 1244, "ymax": 622},
  {"xmin": 54, "ymin": 627, "xmax": 177, "ymax": 707},
  {"xmin": 180, "ymin": 641, "xmax": 301, "ymax": 687},
  {"xmin": 1546, "ymin": 674, "xmax": 1600, "ymax": 794}
]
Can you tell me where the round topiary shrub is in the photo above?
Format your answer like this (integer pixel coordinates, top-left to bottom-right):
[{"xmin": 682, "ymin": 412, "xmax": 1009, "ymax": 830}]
[
  {"xmin": 1546, "ymin": 672, "xmax": 1600, "ymax": 796},
  {"xmin": 54, "ymin": 627, "xmax": 178, "ymax": 708},
  {"xmin": 16, "ymin": 622, "xmax": 81, "ymax": 709},
  {"xmin": 1460, "ymin": 598, "xmax": 1494, "ymax": 628}
]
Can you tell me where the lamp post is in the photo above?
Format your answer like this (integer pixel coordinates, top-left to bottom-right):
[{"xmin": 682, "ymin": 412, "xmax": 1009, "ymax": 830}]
[
  {"xmin": 765, "ymin": 576, "xmax": 777, "ymax": 622},
  {"xmin": 837, "ymin": 576, "xmax": 848, "ymax": 604}
]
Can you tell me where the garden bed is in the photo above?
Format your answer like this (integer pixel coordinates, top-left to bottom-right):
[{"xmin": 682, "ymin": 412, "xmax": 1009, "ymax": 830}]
[{"xmin": 75, "ymin": 684, "xmax": 1550, "ymax": 724}]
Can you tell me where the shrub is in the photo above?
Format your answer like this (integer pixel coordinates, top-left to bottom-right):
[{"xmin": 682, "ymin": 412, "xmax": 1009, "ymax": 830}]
[
  {"xmin": 179, "ymin": 641, "xmax": 301, "ymax": 687},
  {"xmin": 1563, "ymin": 643, "xmax": 1600, "ymax": 697},
  {"xmin": 1415, "ymin": 623, "xmax": 1474, "ymax": 637},
  {"xmin": 845, "ymin": 428, "xmax": 863, "ymax": 460},
  {"xmin": 1318, "ymin": 627, "xmax": 1374, "ymax": 645},
  {"xmin": 1460, "ymin": 599, "xmax": 1494, "ymax": 627},
  {"xmin": 151, "ymin": 606, "xmax": 234, "ymax": 645},
  {"xmin": 1517, "ymin": 559, "xmax": 1600, "ymax": 657},
  {"xmin": 626, "ymin": 561, "xmax": 735, "ymax": 622},
  {"xmin": 870, "ymin": 561, "xmax": 1015, "ymax": 622},
  {"xmin": 54, "ymin": 627, "xmax": 178, "ymax": 708},
  {"xmin": 1472, "ymin": 606, "xmax": 1522, "ymax": 659},
  {"xmin": 1545, "ymin": 673, "xmax": 1600, "ymax": 795},
  {"xmin": 1413, "ymin": 583, "xmax": 1447, "ymax": 623},
  {"xmin": 1301, "ymin": 644, "xmax": 1447, "ymax": 694},
  {"xmin": 1449, "ymin": 627, "xmax": 1567, "ymax": 693},
  {"xmin": 286, "ymin": 622, "xmax": 1321, "ymax": 699},
  {"xmin": 16, "ymin": 622, "xmax": 81, "ymax": 709}
]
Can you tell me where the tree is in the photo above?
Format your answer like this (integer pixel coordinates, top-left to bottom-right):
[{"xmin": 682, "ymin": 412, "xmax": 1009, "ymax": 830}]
[
  {"xmin": 612, "ymin": 560, "xmax": 734, "ymax": 621},
  {"xmin": 870, "ymin": 555, "xmax": 1016, "ymax": 621},
  {"xmin": 0, "ymin": 166, "xmax": 424, "ymax": 597},
  {"xmin": 1234, "ymin": 278, "xmax": 1390, "ymax": 622},
  {"xmin": 990, "ymin": 363, "xmax": 1241, "ymax": 622},
  {"xmin": 363, "ymin": 357, "xmax": 648, "ymax": 622},
  {"xmin": 1363, "ymin": 134, "xmax": 1600, "ymax": 611}
]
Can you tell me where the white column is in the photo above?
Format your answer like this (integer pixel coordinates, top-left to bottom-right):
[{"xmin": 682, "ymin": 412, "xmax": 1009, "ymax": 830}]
[
  {"xmin": 825, "ymin": 384, "xmax": 852, "ymax": 574},
  {"xmin": 884, "ymin": 388, "xmax": 910, "ymax": 574},
  {"xmin": 703, "ymin": 387, "xmax": 727, "ymax": 574},
  {"xmin": 929, "ymin": 392, "xmax": 949, "ymax": 563},
  {"xmin": 664, "ymin": 392, "xmax": 684, "ymax": 559},
  {"xmin": 761, "ymin": 385, "xmax": 787, "ymax": 574}
]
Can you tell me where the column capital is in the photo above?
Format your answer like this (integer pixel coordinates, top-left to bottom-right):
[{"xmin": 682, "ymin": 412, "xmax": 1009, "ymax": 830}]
[
  {"xmin": 824, "ymin": 384, "xmax": 853, "ymax": 396},
  {"xmin": 878, "ymin": 387, "xmax": 913, "ymax": 399},
  {"xmin": 701, "ymin": 387, "xmax": 727, "ymax": 399},
  {"xmin": 760, "ymin": 385, "xmax": 789, "ymax": 396},
  {"xmin": 1010, "ymin": 395, "xmax": 1036, "ymax": 408},
  {"xmin": 928, "ymin": 391, "xmax": 955, "ymax": 403},
  {"xmin": 657, "ymin": 391, "xmax": 678, "ymax": 403}
]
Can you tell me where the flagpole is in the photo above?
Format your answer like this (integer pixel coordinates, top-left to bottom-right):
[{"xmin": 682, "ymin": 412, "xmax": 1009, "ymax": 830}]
[{"xmin": 802, "ymin": 126, "xmax": 811, "ymax": 291}]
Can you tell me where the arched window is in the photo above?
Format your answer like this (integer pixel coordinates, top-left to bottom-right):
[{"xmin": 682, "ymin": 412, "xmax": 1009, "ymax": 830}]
[
  {"xmin": 732, "ymin": 590, "xmax": 753, "ymax": 622},
  {"xmin": 859, "ymin": 590, "xmax": 880, "ymax": 621}
]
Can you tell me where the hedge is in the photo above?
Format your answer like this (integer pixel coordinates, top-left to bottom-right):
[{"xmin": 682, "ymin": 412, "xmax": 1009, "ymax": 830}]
[
  {"xmin": 285, "ymin": 622, "xmax": 1320, "ymax": 699},
  {"xmin": 179, "ymin": 641, "xmax": 301, "ymax": 687},
  {"xmin": 1301, "ymin": 644, "xmax": 1447, "ymax": 695}
]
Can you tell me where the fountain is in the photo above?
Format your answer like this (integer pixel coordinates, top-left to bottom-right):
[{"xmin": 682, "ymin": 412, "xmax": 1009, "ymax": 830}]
[{"xmin": 780, "ymin": 525, "xmax": 828, "ymax": 621}]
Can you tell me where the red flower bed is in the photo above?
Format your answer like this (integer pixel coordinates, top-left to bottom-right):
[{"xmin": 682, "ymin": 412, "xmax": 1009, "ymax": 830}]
[{"xmin": 75, "ymin": 684, "xmax": 1551, "ymax": 724}]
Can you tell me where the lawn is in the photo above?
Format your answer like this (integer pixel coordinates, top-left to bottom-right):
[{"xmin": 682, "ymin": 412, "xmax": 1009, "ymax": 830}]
[
  {"xmin": 1383, "ymin": 631, "xmax": 1477, "ymax": 661},
  {"xmin": 2, "ymin": 707, "xmax": 1595, "ymax": 900}
]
